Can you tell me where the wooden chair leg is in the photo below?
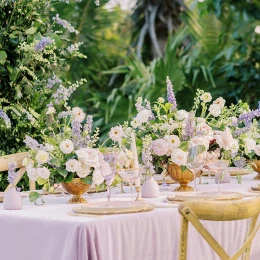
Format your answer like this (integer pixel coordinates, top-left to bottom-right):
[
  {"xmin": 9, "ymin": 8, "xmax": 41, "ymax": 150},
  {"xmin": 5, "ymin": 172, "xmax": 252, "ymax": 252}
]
[{"xmin": 179, "ymin": 216, "xmax": 189, "ymax": 260}]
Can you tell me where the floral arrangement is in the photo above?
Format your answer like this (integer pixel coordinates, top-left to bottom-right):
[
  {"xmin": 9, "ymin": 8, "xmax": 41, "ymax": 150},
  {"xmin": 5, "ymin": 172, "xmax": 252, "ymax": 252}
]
[
  {"xmin": 23, "ymin": 106, "xmax": 105, "ymax": 202},
  {"xmin": 108, "ymin": 77, "xmax": 260, "ymax": 176}
]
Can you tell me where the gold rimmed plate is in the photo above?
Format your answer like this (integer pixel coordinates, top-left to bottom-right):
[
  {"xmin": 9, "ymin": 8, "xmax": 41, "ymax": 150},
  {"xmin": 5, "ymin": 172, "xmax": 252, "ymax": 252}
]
[
  {"xmin": 202, "ymin": 167, "xmax": 249, "ymax": 177},
  {"xmin": 73, "ymin": 201, "xmax": 155, "ymax": 215},
  {"xmin": 167, "ymin": 191, "xmax": 243, "ymax": 202},
  {"xmin": 250, "ymin": 185, "xmax": 260, "ymax": 192}
]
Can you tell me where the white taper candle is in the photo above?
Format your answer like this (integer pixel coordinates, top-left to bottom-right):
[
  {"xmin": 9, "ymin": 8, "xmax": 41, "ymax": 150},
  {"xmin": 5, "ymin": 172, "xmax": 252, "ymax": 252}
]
[{"xmin": 131, "ymin": 132, "xmax": 140, "ymax": 187}]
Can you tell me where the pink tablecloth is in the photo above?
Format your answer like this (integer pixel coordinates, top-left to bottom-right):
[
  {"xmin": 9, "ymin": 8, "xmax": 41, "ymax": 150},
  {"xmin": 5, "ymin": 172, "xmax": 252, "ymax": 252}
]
[{"xmin": 0, "ymin": 174, "xmax": 260, "ymax": 260}]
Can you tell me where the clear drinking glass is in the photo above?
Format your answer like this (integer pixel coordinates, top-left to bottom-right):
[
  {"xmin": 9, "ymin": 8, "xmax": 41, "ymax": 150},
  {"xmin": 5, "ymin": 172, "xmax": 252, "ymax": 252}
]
[
  {"xmin": 118, "ymin": 168, "xmax": 142, "ymax": 201},
  {"xmin": 208, "ymin": 160, "xmax": 229, "ymax": 192},
  {"xmin": 186, "ymin": 145, "xmax": 206, "ymax": 192},
  {"xmin": 98, "ymin": 152, "xmax": 117, "ymax": 201}
]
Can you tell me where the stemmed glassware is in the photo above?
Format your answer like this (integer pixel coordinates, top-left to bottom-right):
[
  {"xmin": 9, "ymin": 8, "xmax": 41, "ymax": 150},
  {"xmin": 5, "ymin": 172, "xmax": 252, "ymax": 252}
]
[
  {"xmin": 118, "ymin": 168, "xmax": 142, "ymax": 201},
  {"xmin": 186, "ymin": 145, "xmax": 206, "ymax": 192},
  {"xmin": 98, "ymin": 152, "xmax": 117, "ymax": 202},
  {"xmin": 208, "ymin": 160, "xmax": 229, "ymax": 192}
]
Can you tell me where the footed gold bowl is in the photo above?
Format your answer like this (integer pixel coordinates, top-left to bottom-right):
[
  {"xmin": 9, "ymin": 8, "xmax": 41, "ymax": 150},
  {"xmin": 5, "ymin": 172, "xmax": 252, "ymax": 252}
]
[
  {"xmin": 252, "ymin": 160, "xmax": 260, "ymax": 180},
  {"xmin": 61, "ymin": 178, "xmax": 90, "ymax": 204},
  {"xmin": 167, "ymin": 163, "xmax": 194, "ymax": 192}
]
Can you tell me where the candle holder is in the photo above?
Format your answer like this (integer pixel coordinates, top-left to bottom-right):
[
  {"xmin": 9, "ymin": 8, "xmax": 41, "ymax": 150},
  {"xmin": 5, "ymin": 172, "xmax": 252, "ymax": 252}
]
[{"xmin": 135, "ymin": 186, "xmax": 144, "ymax": 201}]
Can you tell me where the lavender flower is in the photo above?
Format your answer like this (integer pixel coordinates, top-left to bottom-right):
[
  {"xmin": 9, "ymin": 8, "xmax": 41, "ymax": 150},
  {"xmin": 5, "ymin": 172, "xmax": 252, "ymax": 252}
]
[
  {"xmin": 166, "ymin": 76, "xmax": 177, "ymax": 110},
  {"xmin": 7, "ymin": 162, "xmax": 18, "ymax": 185},
  {"xmin": 35, "ymin": 37, "xmax": 54, "ymax": 52},
  {"xmin": 183, "ymin": 112, "xmax": 195, "ymax": 140},
  {"xmin": 142, "ymin": 146, "xmax": 155, "ymax": 174},
  {"xmin": 238, "ymin": 103, "xmax": 260, "ymax": 126},
  {"xmin": 86, "ymin": 115, "xmax": 93, "ymax": 133},
  {"xmin": 46, "ymin": 75, "xmax": 62, "ymax": 88},
  {"xmin": 0, "ymin": 110, "xmax": 11, "ymax": 127},
  {"xmin": 24, "ymin": 135, "xmax": 40, "ymax": 150},
  {"xmin": 234, "ymin": 123, "xmax": 252, "ymax": 137},
  {"xmin": 72, "ymin": 119, "xmax": 83, "ymax": 148},
  {"xmin": 52, "ymin": 85, "xmax": 74, "ymax": 105},
  {"xmin": 58, "ymin": 111, "xmax": 72, "ymax": 119},
  {"xmin": 234, "ymin": 157, "xmax": 247, "ymax": 168},
  {"xmin": 53, "ymin": 14, "xmax": 79, "ymax": 34}
]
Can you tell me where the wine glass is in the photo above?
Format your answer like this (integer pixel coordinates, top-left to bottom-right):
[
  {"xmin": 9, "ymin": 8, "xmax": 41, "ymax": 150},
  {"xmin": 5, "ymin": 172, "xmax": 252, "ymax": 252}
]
[
  {"xmin": 208, "ymin": 160, "xmax": 229, "ymax": 192},
  {"xmin": 118, "ymin": 168, "xmax": 142, "ymax": 201},
  {"xmin": 98, "ymin": 152, "xmax": 117, "ymax": 201},
  {"xmin": 186, "ymin": 145, "xmax": 206, "ymax": 192}
]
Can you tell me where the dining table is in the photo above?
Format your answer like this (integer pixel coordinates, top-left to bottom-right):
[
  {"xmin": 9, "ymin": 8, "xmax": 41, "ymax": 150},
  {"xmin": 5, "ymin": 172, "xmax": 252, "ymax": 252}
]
[{"xmin": 0, "ymin": 172, "xmax": 260, "ymax": 260}]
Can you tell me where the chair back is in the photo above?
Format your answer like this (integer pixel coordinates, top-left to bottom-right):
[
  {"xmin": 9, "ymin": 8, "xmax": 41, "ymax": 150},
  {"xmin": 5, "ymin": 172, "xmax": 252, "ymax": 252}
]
[
  {"xmin": 0, "ymin": 152, "xmax": 35, "ymax": 191},
  {"xmin": 178, "ymin": 197, "xmax": 260, "ymax": 260}
]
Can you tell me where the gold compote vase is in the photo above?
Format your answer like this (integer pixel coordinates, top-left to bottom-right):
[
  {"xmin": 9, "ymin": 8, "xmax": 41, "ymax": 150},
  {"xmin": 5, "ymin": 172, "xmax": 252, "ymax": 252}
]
[
  {"xmin": 61, "ymin": 178, "xmax": 90, "ymax": 204},
  {"xmin": 167, "ymin": 163, "xmax": 194, "ymax": 192},
  {"xmin": 252, "ymin": 160, "xmax": 260, "ymax": 180}
]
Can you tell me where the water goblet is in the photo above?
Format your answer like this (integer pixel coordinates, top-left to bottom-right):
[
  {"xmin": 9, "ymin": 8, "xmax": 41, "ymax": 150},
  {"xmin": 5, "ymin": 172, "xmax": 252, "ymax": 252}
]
[
  {"xmin": 186, "ymin": 145, "xmax": 206, "ymax": 192},
  {"xmin": 208, "ymin": 160, "xmax": 229, "ymax": 192},
  {"xmin": 98, "ymin": 152, "xmax": 117, "ymax": 202},
  {"xmin": 118, "ymin": 168, "xmax": 142, "ymax": 201}
]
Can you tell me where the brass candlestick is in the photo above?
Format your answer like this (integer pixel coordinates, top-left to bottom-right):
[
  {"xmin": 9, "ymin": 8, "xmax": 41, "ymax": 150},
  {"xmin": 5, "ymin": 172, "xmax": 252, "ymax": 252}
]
[{"xmin": 135, "ymin": 186, "xmax": 144, "ymax": 201}]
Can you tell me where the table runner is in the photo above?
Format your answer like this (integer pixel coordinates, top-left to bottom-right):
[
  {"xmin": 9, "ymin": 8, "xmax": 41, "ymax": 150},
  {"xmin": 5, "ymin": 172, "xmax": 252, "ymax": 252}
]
[{"xmin": 0, "ymin": 174, "xmax": 260, "ymax": 260}]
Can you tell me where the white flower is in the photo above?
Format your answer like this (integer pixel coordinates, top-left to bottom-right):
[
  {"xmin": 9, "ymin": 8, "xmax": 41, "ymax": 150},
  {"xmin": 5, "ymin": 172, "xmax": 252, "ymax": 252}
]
[
  {"xmin": 75, "ymin": 148, "xmax": 89, "ymax": 160},
  {"xmin": 213, "ymin": 97, "xmax": 226, "ymax": 109},
  {"xmin": 200, "ymin": 92, "xmax": 212, "ymax": 103},
  {"xmin": 171, "ymin": 148, "xmax": 188, "ymax": 166},
  {"xmin": 157, "ymin": 97, "xmax": 165, "ymax": 103},
  {"xmin": 66, "ymin": 159, "xmax": 81, "ymax": 172},
  {"xmin": 164, "ymin": 135, "xmax": 180, "ymax": 148},
  {"xmin": 254, "ymin": 145, "xmax": 260, "ymax": 156},
  {"xmin": 196, "ymin": 123, "xmax": 213, "ymax": 136},
  {"xmin": 72, "ymin": 107, "xmax": 85, "ymax": 122},
  {"xmin": 209, "ymin": 104, "xmax": 221, "ymax": 117},
  {"xmin": 117, "ymin": 150, "xmax": 133, "ymax": 168},
  {"xmin": 135, "ymin": 109, "xmax": 152, "ymax": 124},
  {"xmin": 244, "ymin": 138, "xmax": 256, "ymax": 153},
  {"xmin": 214, "ymin": 128, "xmax": 238, "ymax": 152},
  {"xmin": 60, "ymin": 140, "xmax": 74, "ymax": 154},
  {"xmin": 35, "ymin": 150, "xmax": 49, "ymax": 164},
  {"xmin": 176, "ymin": 110, "xmax": 189, "ymax": 121},
  {"xmin": 130, "ymin": 119, "xmax": 140, "ymax": 129},
  {"xmin": 108, "ymin": 126, "xmax": 125, "ymax": 143},
  {"xmin": 190, "ymin": 136, "xmax": 209, "ymax": 149},
  {"xmin": 37, "ymin": 167, "xmax": 50, "ymax": 179},
  {"xmin": 92, "ymin": 170, "xmax": 104, "ymax": 185},
  {"xmin": 46, "ymin": 107, "xmax": 56, "ymax": 115},
  {"xmin": 27, "ymin": 166, "xmax": 39, "ymax": 181},
  {"xmin": 77, "ymin": 159, "xmax": 91, "ymax": 178}
]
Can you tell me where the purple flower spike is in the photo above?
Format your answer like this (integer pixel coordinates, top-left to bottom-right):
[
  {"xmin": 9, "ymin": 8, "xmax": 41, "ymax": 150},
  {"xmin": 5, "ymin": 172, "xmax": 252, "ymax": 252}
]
[
  {"xmin": 166, "ymin": 76, "xmax": 177, "ymax": 110},
  {"xmin": 35, "ymin": 37, "xmax": 54, "ymax": 52},
  {"xmin": 7, "ymin": 162, "xmax": 18, "ymax": 185}
]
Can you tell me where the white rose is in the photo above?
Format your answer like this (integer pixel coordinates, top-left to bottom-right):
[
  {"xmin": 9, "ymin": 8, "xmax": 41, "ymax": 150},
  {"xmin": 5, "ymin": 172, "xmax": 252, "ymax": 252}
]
[
  {"xmin": 244, "ymin": 138, "xmax": 256, "ymax": 153},
  {"xmin": 92, "ymin": 170, "xmax": 105, "ymax": 186},
  {"xmin": 176, "ymin": 110, "xmax": 189, "ymax": 121},
  {"xmin": 27, "ymin": 167, "xmax": 39, "ymax": 181},
  {"xmin": 37, "ymin": 167, "xmax": 50, "ymax": 179},
  {"xmin": 214, "ymin": 128, "xmax": 236, "ymax": 151},
  {"xmin": 60, "ymin": 140, "xmax": 74, "ymax": 154},
  {"xmin": 254, "ymin": 145, "xmax": 260, "ymax": 156},
  {"xmin": 46, "ymin": 107, "xmax": 56, "ymax": 115},
  {"xmin": 189, "ymin": 136, "xmax": 209, "ymax": 149},
  {"xmin": 213, "ymin": 97, "xmax": 226, "ymax": 109},
  {"xmin": 72, "ymin": 107, "xmax": 85, "ymax": 122},
  {"xmin": 171, "ymin": 148, "xmax": 188, "ymax": 166},
  {"xmin": 108, "ymin": 126, "xmax": 125, "ymax": 143},
  {"xmin": 77, "ymin": 159, "xmax": 91, "ymax": 178},
  {"xmin": 35, "ymin": 150, "xmax": 49, "ymax": 164},
  {"xmin": 209, "ymin": 104, "xmax": 221, "ymax": 117},
  {"xmin": 196, "ymin": 117, "xmax": 206, "ymax": 124},
  {"xmin": 135, "ymin": 109, "xmax": 152, "ymax": 124},
  {"xmin": 75, "ymin": 148, "xmax": 89, "ymax": 160},
  {"xmin": 196, "ymin": 123, "xmax": 213, "ymax": 136},
  {"xmin": 160, "ymin": 123, "xmax": 171, "ymax": 131},
  {"xmin": 200, "ymin": 92, "xmax": 212, "ymax": 103},
  {"xmin": 66, "ymin": 159, "xmax": 81, "ymax": 172},
  {"xmin": 164, "ymin": 135, "xmax": 180, "ymax": 148}
]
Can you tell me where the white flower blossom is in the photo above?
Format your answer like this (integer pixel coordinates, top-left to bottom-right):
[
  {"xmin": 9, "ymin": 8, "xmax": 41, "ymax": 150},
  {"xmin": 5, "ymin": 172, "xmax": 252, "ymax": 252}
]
[
  {"xmin": 213, "ymin": 97, "xmax": 226, "ymax": 109},
  {"xmin": 92, "ymin": 170, "xmax": 104, "ymax": 185},
  {"xmin": 65, "ymin": 159, "xmax": 81, "ymax": 172},
  {"xmin": 35, "ymin": 150, "xmax": 49, "ymax": 164},
  {"xmin": 176, "ymin": 110, "xmax": 189, "ymax": 121},
  {"xmin": 72, "ymin": 107, "xmax": 85, "ymax": 122},
  {"xmin": 46, "ymin": 107, "xmax": 56, "ymax": 115},
  {"xmin": 209, "ymin": 104, "xmax": 221, "ymax": 117},
  {"xmin": 60, "ymin": 140, "xmax": 74, "ymax": 154},
  {"xmin": 200, "ymin": 92, "xmax": 212, "ymax": 103},
  {"xmin": 164, "ymin": 135, "xmax": 180, "ymax": 148},
  {"xmin": 109, "ymin": 126, "xmax": 125, "ymax": 143},
  {"xmin": 254, "ymin": 145, "xmax": 260, "ymax": 156},
  {"xmin": 37, "ymin": 167, "xmax": 50, "ymax": 179},
  {"xmin": 27, "ymin": 166, "xmax": 39, "ymax": 181},
  {"xmin": 171, "ymin": 148, "xmax": 188, "ymax": 166}
]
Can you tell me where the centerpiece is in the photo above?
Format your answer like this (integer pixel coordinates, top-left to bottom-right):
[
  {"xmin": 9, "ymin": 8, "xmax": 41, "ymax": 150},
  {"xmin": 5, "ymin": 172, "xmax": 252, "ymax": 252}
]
[{"xmin": 24, "ymin": 106, "xmax": 104, "ymax": 204}]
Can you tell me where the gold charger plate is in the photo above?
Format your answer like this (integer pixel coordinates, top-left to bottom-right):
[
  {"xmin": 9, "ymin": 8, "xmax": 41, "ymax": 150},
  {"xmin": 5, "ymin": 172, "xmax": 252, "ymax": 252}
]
[
  {"xmin": 202, "ymin": 167, "xmax": 249, "ymax": 177},
  {"xmin": 73, "ymin": 201, "xmax": 155, "ymax": 215},
  {"xmin": 167, "ymin": 191, "xmax": 243, "ymax": 202}
]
